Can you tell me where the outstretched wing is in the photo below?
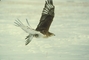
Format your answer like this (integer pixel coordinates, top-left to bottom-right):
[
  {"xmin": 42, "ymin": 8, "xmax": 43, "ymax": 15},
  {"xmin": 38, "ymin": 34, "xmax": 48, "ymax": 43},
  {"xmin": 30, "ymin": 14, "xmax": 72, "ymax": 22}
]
[
  {"xmin": 36, "ymin": 0, "xmax": 55, "ymax": 34},
  {"xmin": 14, "ymin": 19, "xmax": 37, "ymax": 34}
]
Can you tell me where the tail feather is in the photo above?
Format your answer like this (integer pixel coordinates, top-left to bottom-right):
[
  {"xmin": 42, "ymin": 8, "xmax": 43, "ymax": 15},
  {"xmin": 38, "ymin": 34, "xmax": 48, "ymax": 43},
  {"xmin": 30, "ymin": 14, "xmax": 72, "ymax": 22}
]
[{"xmin": 25, "ymin": 34, "xmax": 34, "ymax": 45}]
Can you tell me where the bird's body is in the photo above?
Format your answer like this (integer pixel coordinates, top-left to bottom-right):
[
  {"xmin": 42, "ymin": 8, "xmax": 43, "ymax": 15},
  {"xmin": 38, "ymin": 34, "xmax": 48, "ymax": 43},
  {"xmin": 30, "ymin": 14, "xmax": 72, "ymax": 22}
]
[{"xmin": 14, "ymin": 0, "xmax": 55, "ymax": 45}]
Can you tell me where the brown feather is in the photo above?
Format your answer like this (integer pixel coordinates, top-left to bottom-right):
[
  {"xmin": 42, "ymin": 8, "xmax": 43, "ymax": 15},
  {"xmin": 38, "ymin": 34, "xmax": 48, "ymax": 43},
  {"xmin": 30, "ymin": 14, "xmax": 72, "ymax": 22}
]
[{"xmin": 36, "ymin": 0, "xmax": 55, "ymax": 37}]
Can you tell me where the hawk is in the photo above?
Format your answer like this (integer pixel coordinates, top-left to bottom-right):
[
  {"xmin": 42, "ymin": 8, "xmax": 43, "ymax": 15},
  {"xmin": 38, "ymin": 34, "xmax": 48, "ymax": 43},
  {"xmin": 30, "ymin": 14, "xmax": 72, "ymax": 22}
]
[{"xmin": 14, "ymin": 0, "xmax": 55, "ymax": 45}]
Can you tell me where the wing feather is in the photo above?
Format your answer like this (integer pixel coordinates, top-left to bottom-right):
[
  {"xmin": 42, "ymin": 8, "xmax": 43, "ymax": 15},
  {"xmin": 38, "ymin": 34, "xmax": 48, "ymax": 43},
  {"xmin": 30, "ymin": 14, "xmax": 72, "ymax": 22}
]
[
  {"xmin": 14, "ymin": 19, "xmax": 37, "ymax": 34},
  {"xmin": 36, "ymin": 0, "xmax": 55, "ymax": 34}
]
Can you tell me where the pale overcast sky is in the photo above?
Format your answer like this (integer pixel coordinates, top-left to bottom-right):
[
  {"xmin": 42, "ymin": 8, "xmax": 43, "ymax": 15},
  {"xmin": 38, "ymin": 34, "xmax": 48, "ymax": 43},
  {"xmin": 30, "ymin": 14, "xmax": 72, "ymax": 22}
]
[{"xmin": 0, "ymin": 0, "xmax": 89, "ymax": 60}]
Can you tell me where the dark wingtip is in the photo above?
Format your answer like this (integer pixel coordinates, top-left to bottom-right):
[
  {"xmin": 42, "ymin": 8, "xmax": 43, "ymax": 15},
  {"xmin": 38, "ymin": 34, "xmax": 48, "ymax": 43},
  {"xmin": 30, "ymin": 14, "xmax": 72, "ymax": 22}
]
[
  {"xmin": 47, "ymin": 0, "xmax": 53, "ymax": 5},
  {"xmin": 50, "ymin": 0, "xmax": 53, "ymax": 5}
]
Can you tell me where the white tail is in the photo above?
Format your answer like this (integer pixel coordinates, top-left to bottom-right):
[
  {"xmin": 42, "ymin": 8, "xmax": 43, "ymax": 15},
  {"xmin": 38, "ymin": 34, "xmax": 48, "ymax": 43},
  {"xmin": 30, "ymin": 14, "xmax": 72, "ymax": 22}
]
[{"xmin": 25, "ymin": 34, "xmax": 34, "ymax": 45}]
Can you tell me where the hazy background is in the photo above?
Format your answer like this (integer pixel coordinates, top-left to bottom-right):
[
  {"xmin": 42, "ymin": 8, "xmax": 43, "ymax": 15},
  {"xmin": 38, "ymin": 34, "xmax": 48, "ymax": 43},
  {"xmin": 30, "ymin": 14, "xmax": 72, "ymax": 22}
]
[{"xmin": 0, "ymin": 0, "xmax": 89, "ymax": 60}]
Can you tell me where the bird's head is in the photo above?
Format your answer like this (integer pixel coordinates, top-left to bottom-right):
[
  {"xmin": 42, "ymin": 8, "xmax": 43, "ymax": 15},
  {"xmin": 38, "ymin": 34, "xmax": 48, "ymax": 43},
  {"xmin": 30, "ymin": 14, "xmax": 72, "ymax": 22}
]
[
  {"xmin": 50, "ymin": 33, "xmax": 55, "ymax": 36},
  {"xmin": 48, "ymin": 32, "xmax": 55, "ymax": 37}
]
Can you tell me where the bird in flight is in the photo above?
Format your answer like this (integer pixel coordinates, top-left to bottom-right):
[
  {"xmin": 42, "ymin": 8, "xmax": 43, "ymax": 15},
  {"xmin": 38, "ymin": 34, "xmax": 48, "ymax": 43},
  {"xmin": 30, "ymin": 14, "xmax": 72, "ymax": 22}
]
[{"xmin": 14, "ymin": 0, "xmax": 55, "ymax": 45}]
